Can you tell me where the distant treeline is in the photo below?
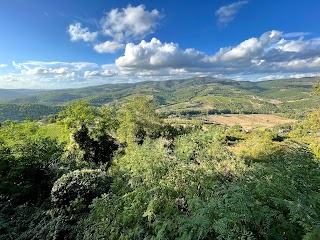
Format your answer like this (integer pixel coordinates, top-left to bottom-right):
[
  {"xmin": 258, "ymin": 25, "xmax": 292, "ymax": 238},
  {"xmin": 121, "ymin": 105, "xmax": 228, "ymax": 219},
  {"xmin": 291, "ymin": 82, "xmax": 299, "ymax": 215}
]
[
  {"xmin": 0, "ymin": 103, "xmax": 64, "ymax": 122},
  {"xmin": 0, "ymin": 77, "xmax": 319, "ymax": 122}
]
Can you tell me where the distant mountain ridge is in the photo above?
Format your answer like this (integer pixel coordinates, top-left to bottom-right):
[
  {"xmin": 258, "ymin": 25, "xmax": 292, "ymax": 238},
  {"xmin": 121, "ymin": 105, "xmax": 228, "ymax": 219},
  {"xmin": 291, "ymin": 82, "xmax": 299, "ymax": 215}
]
[
  {"xmin": 0, "ymin": 89, "xmax": 48, "ymax": 99},
  {"xmin": 1, "ymin": 77, "xmax": 318, "ymax": 105},
  {"xmin": 0, "ymin": 77, "xmax": 319, "ymax": 122}
]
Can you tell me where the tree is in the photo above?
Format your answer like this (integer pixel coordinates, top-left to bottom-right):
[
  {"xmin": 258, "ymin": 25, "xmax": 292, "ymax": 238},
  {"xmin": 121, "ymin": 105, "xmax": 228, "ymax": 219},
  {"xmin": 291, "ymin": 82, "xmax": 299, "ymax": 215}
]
[
  {"xmin": 58, "ymin": 101, "xmax": 97, "ymax": 129},
  {"xmin": 117, "ymin": 96, "xmax": 162, "ymax": 145},
  {"xmin": 72, "ymin": 124, "xmax": 118, "ymax": 165},
  {"xmin": 59, "ymin": 102, "xmax": 119, "ymax": 167}
]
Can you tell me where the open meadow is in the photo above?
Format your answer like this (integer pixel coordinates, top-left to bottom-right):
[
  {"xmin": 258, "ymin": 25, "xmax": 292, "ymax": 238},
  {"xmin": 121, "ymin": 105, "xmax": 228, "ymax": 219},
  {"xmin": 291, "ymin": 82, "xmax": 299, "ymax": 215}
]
[{"xmin": 207, "ymin": 114, "xmax": 297, "ymax": 130}]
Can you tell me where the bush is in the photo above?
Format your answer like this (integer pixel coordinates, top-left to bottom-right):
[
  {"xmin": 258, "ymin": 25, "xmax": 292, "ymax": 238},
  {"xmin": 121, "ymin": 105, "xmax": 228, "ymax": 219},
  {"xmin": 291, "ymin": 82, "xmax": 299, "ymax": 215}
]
[
  {"xmin": 51, "ymin": 169, "xmax": 111, "ymax": 212},
  {"xmin": 233, "ymin": 135, "xmax": 282, "ymax": 162},
  {"xmin": 0, "ymin": 136, "xmax": 63, "ymax": 204}
]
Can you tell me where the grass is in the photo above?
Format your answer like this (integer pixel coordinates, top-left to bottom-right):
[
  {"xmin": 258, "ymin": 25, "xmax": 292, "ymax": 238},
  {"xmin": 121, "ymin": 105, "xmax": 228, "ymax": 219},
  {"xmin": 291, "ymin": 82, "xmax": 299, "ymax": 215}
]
[{"xmin": 206, "ymin": 114, "xmax": 297, "ymax": 131}]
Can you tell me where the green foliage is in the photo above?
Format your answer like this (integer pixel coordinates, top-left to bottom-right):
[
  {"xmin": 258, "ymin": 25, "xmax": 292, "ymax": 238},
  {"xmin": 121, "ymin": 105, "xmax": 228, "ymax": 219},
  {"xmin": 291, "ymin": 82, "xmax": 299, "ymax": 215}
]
[
  {"xmin": 0, "ymin": 103, "xmax": 64, "ymax": 122},
  {"xmin": 0, "ymin": 97, "xmax": 319, "ymax": 239},
  {"xmin": 71, "ymin": 124, "xmax": 118, "ymax": 165},
  {"xmin": 51, "ymin": 169, "xmax": 111, "ymax": 213},
  {"xmin": 84, "ymin": 139, "xmax": 179, "ymax": 239},
  {"xmin": 58, "ymin": 101, "xmax": 98, "ymax": 129},
  {"xmin": 117, "ymin": 96, "xmax": 163, "ymax": 144},
  {"xmin": 302, "ymin": 110, "xmax": 320, "ymax": 134},
  {"xmin": 84, "ymin": 127, "xmax": 320, "ymax": 239},
  {"xmin": 313, "ymin": 80, "xmax": 320, "ymax": 95},
  {"xmin": 0, "ymin": 200, "xmax": 88, "ymax": 240},
  {"xmin": 289, "ymin": 110, "xmax": 320, "ymax": 158},
  {"xmin": 233, "ymin": 134, "xmax": 283, "ymax": 162},
  {"xmin": 0, "ymin": 201, "xmax": 50, "ymax": 240},
  {"xmin": 0, "ymin": 136, "xmax": 63, "ymax": 203},
  {"xmin": 84, "ymin": 132, "xmax": 245, "ymax": 239},
  {"xmin": 94, "ymin": 105, "xmax": 119, "ymax": 135}
]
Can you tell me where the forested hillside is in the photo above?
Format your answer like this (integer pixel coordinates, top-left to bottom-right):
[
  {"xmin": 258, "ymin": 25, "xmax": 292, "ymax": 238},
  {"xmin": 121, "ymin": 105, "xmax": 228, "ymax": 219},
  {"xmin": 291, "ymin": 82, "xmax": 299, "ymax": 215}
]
[
  {"xmin": 0, "ymin": 89, "xmax": 47, "ymax": 99},
  {"xmin": 0, "ymin": 103, "xmax": 64, "ymax": 122},
  {"xmin": 1, "ymin": 77, "xmax": 318, "ymax": 106},
  {"xmin": 0, "ymin": 93, "xmax": 319, "ymax": 239},
  {"xmin": 0, "ymin": 77, "xmax": 319, "ymax": 122}
]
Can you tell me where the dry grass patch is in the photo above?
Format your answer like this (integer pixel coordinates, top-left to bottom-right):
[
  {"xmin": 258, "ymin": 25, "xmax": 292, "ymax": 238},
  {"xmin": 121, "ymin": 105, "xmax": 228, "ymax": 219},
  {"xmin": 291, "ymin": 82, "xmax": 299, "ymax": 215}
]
[{"xmin": 207, "ymin": 114, "xmax": 297, "ymax": 130}]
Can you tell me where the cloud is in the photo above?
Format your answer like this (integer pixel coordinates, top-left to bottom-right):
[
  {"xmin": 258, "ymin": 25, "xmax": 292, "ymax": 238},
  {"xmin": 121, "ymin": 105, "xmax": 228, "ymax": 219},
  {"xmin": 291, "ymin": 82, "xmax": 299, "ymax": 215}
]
[
  {"xmin": 277, "ymin": 37, "xmax": 311, "ymax": 52},
  {"xmin": 268, "ymin": 58, "xmax": 320, "ymax": 73},
  {"xmin": 215, "ymin": 0, "xmax": 248, "ymax": 26},
  {"xmin": 100, "ymin": 5, "xmax": 162, "ymax": 42},
  {"xmin": 3, "ymin": 61, "xmax": 107, "ymax": 88},
  {"xmin": 84, "ymin": 69, "xmax": 117, "ymax": 78},
  {"xmin": 282, "ymin": 32, "xmax": 311, "ymax": 38},
  {"xmin": 94, "ymin": 41, "xmax": 125, "ymax": 53},
  {"xmin": 21, "ymin": 67, "xmax": 69, "ymax": 76},
  {"xmin": 115, "ymin": 30, "xmax": 320, "ymax": 76},
  {"xmin": 257, "ymin": 72, "xmax": 320, "ymax": 81},
  {"xmin": 12, "ymin": 61, "xmax": 98, "ymax": 70},
  {"xmin": 68, "ymin": 5, "xmax": 162, "ymax": 54},
  {"xmin": 210, "ymin": 30, "xmax": 282, "ymax": 63},
  {"xmin": 116, "ymin": 38, "xmax": 206, "ymax": 70},
  {"xmin": 4, "ymin": 30, "xmax": 320, "ymax": 89},
  {"xmin": 73, "ymin": 62, "xmax": 99, "ymax": 70},
  {"xmin": 0, "ymin": 64, "xmax": 7, "ymax": 68},
  {"xmin": 260, "ymin": 39, "xmax": 320, "ymax": 63},
  {"xmin": 257, "ymin": 75, "xmax": 287, "ymax": 81},
  {"xmin": 68, "ymin": 23, "xmax": 98, "ymax": 42},
  {"xmin": 54, "ymin": 72, "xmax": 77, "ymax": 79},
  {"xmin": 289, "ymin": 73, "xmax": 320, "ymax": 78}
]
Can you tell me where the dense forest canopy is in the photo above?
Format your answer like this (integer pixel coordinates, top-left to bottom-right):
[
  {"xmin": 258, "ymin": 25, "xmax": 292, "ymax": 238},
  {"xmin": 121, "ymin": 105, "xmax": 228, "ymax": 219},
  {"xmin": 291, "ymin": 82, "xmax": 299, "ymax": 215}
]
[{"xmin": 0, "ymin": 84, "xmax": 320, "ymax": 239}]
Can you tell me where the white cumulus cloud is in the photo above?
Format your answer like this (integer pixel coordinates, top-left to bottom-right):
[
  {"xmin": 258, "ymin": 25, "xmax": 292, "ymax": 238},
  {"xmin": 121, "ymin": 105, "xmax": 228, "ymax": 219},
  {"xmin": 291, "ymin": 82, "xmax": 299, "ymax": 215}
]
[
  {"xmin": 68, "ymin": 5, "xmax": 162, "ymax": 54},
  {"xmin": 84, "ymin": 69, "xmax": 117, "ymax": 78},
  {"xmin": 68, "ymin": 23, "xmax": 98, "ymax": 42},
  {"xmin": 114, "ymin": 30, "xmax": 320, "ymax": 76},
  {"xmin": 100, "ymin": 5, "xmax": 162, "ymax": 42},
  {"xmin": 4, "ymin": 61, "xmax": 106, "ymax": 88},
  {"xmin": 277, "ymin": 37, "xmax": 311, "ymax": 52},
  {"xmin": 210, "ymin": 30, "xmax": 282, "ymax": 63},
  {"xmin": 116, "ymin": 38, "xmax": 206, "ymax": 70},
  {"xmin": 215, "ymin": 0, "xmax": 248, "ymax": 26},
  {"xmin": 21, "ymin": 67, "xmax": 70, "ymax": 75},
  {"xmin": 0, "ymin": 64, "xmax": 8, "ymax": 68},
  {"xmin": 4, "ymin": 30, "xmax": 320, "ymax": 89},
  {"xmin": 94, "ymin": 41, "xmax": 125, "ymax": 53}
]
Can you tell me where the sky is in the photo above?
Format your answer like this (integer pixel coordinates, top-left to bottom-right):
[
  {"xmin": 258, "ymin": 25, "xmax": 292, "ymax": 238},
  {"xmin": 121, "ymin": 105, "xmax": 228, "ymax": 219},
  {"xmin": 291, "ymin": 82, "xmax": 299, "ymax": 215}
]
[{"xmin": 0, "ymin": 0, "xmax": 320, "ymax": 89}]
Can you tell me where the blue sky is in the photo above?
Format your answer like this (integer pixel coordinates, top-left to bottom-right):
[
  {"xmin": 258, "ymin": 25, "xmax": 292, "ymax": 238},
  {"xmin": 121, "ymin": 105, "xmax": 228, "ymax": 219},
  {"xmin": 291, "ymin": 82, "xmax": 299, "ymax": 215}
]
[{"xmin": 1, "ymin": 0, "xmax": 320, "ymax": 89}]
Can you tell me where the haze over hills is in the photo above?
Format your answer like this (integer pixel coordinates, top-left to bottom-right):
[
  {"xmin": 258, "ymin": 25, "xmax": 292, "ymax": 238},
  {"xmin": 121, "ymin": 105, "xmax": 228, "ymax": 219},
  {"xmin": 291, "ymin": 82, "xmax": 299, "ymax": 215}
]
[{"xmin": 0, "ymin": 89, "xmax": 48, "ymax": 99}]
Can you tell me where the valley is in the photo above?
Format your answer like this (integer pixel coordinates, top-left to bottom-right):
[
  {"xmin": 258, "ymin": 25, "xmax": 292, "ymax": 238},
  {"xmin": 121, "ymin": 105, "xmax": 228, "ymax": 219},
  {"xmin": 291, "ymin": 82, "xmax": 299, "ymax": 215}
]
[{"xmin": 0, "ymin": 77, "xmax": 319, "ymax": 124}]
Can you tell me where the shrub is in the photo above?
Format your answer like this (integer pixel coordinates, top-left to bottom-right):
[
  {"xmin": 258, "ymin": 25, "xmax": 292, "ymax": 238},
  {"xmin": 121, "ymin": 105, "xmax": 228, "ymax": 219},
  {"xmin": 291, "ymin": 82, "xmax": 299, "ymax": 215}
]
[
  {"xmin": 233, "ymin": 135, "xmax": 282, "ymax": 162},
  {"xmin": 0, "ymin": 136, "xmax": 63, "ymax": 203},
  {"xmin": 51, "ymin": 169, "xmax": 111, "ymax": 212}
]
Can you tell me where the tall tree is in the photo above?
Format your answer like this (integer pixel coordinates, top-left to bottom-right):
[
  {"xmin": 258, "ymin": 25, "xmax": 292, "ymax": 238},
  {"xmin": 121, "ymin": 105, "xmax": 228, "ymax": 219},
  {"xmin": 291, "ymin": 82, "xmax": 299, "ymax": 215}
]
[
  {"xmin": 58, "ymin": 101, "xmax": 97, "ymax": 130},
  {"xmin": 117, "ymin": 96, "xmax": 162, "ymax": 145}
]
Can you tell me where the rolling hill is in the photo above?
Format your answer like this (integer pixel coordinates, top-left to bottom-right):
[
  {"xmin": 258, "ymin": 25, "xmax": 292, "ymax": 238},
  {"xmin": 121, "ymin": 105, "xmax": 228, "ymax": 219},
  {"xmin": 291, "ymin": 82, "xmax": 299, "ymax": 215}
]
[
  {"xmin": 0, "ymin": 89, "xmax": 48, "ymax": 99},
  {"xmin": 0, "ymin": 77, "xmax": 319, "ymax": 122}
]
